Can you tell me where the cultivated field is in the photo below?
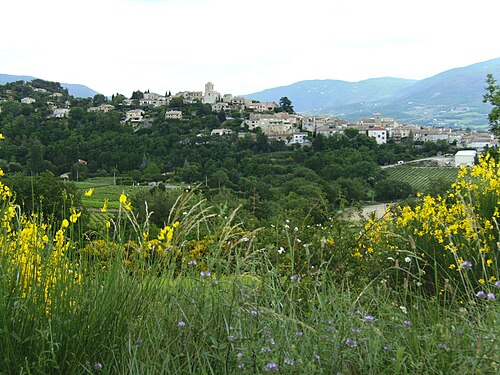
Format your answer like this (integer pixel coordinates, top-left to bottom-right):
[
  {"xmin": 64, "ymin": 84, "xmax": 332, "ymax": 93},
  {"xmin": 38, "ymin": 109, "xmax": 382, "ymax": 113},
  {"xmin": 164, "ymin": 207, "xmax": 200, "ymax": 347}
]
[{"xmin": 386, "ymin": 166, "xmax": 458, "ymax": 193}]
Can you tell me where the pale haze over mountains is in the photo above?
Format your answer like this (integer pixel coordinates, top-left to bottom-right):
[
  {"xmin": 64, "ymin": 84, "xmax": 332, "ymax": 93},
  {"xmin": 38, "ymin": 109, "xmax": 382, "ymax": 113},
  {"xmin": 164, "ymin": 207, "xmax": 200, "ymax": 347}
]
[{"xmin": 2, "ymin": 57, "xmax": 500, "ymax": 129}]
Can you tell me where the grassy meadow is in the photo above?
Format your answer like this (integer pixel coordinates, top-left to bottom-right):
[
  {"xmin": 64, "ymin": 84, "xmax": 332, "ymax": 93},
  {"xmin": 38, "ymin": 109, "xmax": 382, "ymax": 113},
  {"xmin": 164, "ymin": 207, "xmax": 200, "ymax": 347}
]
[
  {"xmin": 78, "ymin": 177, "xmax": 151, "ymax": 210},
  {"xmin": 0, "ymin": 158, "xmax": 498, "ymax": 374}
]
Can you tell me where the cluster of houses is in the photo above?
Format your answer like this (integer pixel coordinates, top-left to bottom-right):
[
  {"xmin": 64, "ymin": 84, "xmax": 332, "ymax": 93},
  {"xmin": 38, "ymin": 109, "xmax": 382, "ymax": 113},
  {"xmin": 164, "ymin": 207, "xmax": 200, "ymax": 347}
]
[{"xmin": 4, "ymin": 82, "xmax": 498, "ymax": 152}]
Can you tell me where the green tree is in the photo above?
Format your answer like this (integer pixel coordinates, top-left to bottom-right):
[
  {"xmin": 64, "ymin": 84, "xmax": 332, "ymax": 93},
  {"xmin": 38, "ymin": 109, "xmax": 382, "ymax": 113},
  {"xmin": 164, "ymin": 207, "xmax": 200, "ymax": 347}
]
[
  {"xmin": 92, "ymin": 94, "xmax": 106, "ymax": 106},
  {"xmin": 374, "ymin": 179, "xmax": 415, "ymax": 201},
  {"xmin": 132, "ymin": 188, "xmax": 183, "ymax": 228},
  {"xmin": 278, "ymin": 97, "xmax": 294, "ymax": 114},
  {"xmin": 5, "ymin": 172, "xmax": 82, "ymax": 223},
  {"xmin": 483, "ymin": 73, "xmax": 500, "ymax": 137},
  {"xmin": 131, "ymin": 90, "xmax": 144, "ymax": 100},
  {"xmin": 143, "ymin": 162, "xmax": 162, "ymax": 181},
  {"xmin": 111, "ymin": 93, "xmax": 126, "ymax": 106},
  {"xmin": 168, "ymin": 96, "xmax": 184, "ymax": 109}
]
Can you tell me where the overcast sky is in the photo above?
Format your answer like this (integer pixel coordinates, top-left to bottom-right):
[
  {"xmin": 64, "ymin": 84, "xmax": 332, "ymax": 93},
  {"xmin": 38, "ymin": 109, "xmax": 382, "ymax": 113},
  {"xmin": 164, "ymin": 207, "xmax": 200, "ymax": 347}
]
[{"xmin": 2, "ymin": 0, "xmax": 499, "ymax": 97}]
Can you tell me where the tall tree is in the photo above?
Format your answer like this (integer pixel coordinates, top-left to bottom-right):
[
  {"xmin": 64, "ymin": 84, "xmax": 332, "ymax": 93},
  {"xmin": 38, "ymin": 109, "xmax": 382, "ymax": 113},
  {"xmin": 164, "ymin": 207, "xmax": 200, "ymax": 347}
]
[
  {"xmin": 92, "ymin": 93, "xmax": 106, "ymax": 106},
  {"xmin": 483, "ymin": 73, "xmax": 500, "ymax": 137},
  {"xmin": 279, "ymin": 97, "xmax": 294, "ymax": 114}
]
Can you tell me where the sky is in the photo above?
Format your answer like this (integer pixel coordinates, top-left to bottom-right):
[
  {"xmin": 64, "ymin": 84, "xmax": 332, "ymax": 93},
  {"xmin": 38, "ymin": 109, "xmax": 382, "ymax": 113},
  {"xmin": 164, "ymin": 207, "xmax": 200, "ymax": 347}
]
[{"xmin": 1, "ymin": 0, "xmax": 499, "ymax": 97}]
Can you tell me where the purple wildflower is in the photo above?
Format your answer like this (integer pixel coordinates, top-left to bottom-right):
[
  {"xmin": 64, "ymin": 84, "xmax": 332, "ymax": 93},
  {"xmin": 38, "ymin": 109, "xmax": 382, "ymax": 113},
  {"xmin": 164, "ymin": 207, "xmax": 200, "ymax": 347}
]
[
  {"xmin": 227, "ymin": 335, "xmax": 235, "ymax": 342},
  {"xmin": 495, "ymin": 281, "xmax": 500, "ymax": 288},
  {"xmin": 261, "ymin": 346, "xmax": 271, "ymax": 353},
  {"xmin": 461, "ymin": 261, "xmax": 473, "ymax": 269},
  {"xmin": 314, "ymin": 354, "xmax": 321, "ymax": 364},
  {"xmin": 284, "ymin": 357, "xmax": 295, "ymax": 365},
  {"xmin": 178, "ymin": 321, "xmax": 186, "ymax": 327},
  {"xmin": 296, "ymin": 331, "xmax": 303, "ymax": 337},
  {"xmin": 188, "ymin": 260, "xmax": 197, "ymax": 266},
  {"xmin": 264, "ymin": 362, "xmax": 279, "ymax": 372},
  {"xmin": 200, "ymin": 271, "xmax": 211, "ymax": 278},
  {"xmin": 404, "ymin": 320, "xmax": 413, "ymax": 327},
  {"xmin": 345, "ymin": 338, "xmax": 357, "ymax": 347},
  {"xmin": 236, "ymin": 352, "xmax": 243, "ymax": 360},
  {"xmin": 93, "ymin": 363, "xmax": 103, "ymax": 371},
  {"xmin": 266, "ymin": 337, "xmax": 275, "ymax": 345},
  {"xmin": 476, "ymin": 290, "xmax": 487, "ymax": 299},
  {"xmin": 384, "ymin": 345, "xmax": 392, "ymax": 351},
  {"xmin": 363, "ymin": 315, "xmax": 375, "ymax": 322},
  {"xmin": 487, "ymin": 292, "xmax": 496, "ymax": 300},
  {"xmin": 290, "ymin": 274, "xmax": 301, "ymax": 283},
  {"xmin": 438, "ymin": 343, "xmax": 447, "ymax": 350},
  {"xmin": 250, "ymin": 310, "xmax": 259, "ymax": 317}
]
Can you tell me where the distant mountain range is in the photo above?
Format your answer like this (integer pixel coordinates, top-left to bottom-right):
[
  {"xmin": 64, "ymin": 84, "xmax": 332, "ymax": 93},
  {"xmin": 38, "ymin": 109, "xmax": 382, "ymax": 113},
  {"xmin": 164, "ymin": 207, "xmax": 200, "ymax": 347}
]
[
  {"xmin": 246, "ymin": 58, "xmax": 500, "ymax": 129},
  {"xmin": 0, "ymin": 74, "xmax": 98, "ymax": 98}
]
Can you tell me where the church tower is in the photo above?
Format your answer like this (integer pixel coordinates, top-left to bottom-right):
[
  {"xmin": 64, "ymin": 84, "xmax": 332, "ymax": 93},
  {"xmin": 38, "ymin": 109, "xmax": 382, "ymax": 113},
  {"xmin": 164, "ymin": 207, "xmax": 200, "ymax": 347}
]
[{"xmin": 203, "ymin": 82, "xmax": 219, "ymax": 104}]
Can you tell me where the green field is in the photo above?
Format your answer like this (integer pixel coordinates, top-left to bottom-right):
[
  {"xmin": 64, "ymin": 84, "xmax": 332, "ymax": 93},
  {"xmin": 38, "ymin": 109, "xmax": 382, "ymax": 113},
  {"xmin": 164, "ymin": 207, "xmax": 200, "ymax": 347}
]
[
  {"xmin": 76, "ymin": 177, "xmax": 151, "ymax": 210},
  {"xmin": 386, "ymin": 166, "xmax": 458, "ymax": 194}
]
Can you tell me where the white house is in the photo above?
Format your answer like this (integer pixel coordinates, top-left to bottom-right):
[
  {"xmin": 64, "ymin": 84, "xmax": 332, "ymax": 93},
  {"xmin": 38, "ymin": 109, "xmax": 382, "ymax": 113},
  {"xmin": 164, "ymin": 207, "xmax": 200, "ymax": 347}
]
[
  {"xmin": 212, "ymin": 102, "xmax": 230, "ymax": 112},
  {"xmin": 246, "ymin": 102, "xmax": 267, "ymax": 112},
  {"xmin": 366, "ymin": 126, "xmax": 387, "ymax": 144},
  {"xmin": 176, "ymin": 91, "xmax": 203, "ymax": 103},
  {"xmin": 52, "ymin": 108, "xmax": 70, "ymax": 118},
  {"xmin": 165, "ymin": 110, "xmax": 182, "ymax": 119},
  {"xmin": 21, "ymin": 97, "xmax": 36, "ymax": 104},
  {"xmin": 211, "ymin": 128, "xmax": 233, "ymax": 136},
  {"xmin": 454, "ymin": 150, "xmax": 477, "ymax": 167},
  {"xmin": 288, "ymin": 132, "xmax": 308, "ymax": 145},
  {"xmin": 125, "ymin": 109, "xmax": 145, "ymax": 123},
  {"xmin": 87, "ymin": 104, "xmax": 115, "ymax": 112},
  {"xmin": 140, "ymin": 93, "xmax": 168, "ymax": 107}
]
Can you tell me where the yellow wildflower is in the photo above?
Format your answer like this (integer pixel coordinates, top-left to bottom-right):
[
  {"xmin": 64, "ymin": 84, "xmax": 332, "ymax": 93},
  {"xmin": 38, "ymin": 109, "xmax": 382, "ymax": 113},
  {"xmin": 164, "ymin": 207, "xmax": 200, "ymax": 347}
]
[
  {"xmin": 0, "ymin": 133, "xmax": 4, "ymax": 140},
  {"xmin": 119, "ymin": 193, "xmax": 127, "ymax": 204},
  {"xmin": 84, "ymin": 188, "xmax": 94, "ymax": 197},
  {"xmin": 478, "ymin": 278, "xmax": 485, "ymax": 284},
  {"xmin": 69, "ymin": 210, "xmax": 81, "ymax": 223},
  {"xmin": 62, "ymin": 219, "xmax": 69, "ymax": 228},
  {"xmin": 101, "ymin": 199, "xmax": 108, "ymax": 213}
]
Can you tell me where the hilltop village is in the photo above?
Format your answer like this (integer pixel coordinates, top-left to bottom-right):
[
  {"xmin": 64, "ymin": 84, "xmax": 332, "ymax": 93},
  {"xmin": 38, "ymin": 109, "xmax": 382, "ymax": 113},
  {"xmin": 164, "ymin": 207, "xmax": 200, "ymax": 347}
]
[{"xmin": 4, "ymin": 81, "xmax": 497, "ymax": 152}]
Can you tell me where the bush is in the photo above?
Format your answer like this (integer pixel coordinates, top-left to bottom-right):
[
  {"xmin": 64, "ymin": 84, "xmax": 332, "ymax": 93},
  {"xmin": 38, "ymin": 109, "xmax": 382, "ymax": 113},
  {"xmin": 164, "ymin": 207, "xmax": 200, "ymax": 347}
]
[{"xmin": 357, "ymin": 154, "xmax": 499, "ymax": 300}]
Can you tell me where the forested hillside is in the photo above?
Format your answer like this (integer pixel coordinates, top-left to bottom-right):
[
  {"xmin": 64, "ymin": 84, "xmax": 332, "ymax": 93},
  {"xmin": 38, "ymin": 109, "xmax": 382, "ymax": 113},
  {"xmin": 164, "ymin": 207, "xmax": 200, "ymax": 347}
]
[{"xmin": 0, "ymin": 80, "xmax": 452, "ymax": 225}]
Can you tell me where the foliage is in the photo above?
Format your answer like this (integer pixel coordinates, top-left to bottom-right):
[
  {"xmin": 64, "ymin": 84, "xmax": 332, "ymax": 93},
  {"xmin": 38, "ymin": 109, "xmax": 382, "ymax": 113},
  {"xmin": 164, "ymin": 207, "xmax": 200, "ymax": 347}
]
[
  {"xmin": 0, "ymin": 167, "xmax": 498, "ymax": 374},
  {"xmin": 373, "ymin": 179, "xmax": 415, "ymax": 201},
  {"xmin": 357, "ymin": 154, "xmax": 500, "ymax": 300},
  {"xmin": 483, "ymin": 73, "xmax": 500, "ymax": 137},
  {"xmin": 4, "ymin": 172, "xmax": 83, "ymax": 223},
  {"xmin": 278, "ymin": 96, "xmax": 294, "ymax": 114}
]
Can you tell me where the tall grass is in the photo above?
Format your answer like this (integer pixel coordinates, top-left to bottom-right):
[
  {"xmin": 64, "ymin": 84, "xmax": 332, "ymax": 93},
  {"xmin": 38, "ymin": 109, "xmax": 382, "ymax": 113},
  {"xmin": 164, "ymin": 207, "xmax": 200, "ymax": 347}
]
[{"xmin": 0, "ymin": 168, "xmax": 498, "ymax": 374}]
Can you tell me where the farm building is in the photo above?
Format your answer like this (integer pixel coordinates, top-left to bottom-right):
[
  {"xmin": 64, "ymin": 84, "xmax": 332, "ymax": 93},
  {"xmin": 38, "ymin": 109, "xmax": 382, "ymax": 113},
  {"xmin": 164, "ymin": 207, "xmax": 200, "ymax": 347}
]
[{"xmin": 454, "ymin": 150, "xmax": 477, "ymax": 167}]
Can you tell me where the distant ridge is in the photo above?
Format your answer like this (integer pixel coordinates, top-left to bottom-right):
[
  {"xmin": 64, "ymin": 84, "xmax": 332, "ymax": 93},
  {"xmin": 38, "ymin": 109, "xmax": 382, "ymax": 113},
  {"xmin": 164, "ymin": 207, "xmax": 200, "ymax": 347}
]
[
  {"xmin": 246, "ymin": 57, "xmax": 500, "ymax": 129},
  {"xmin": 0, "ymin": 73, "xmax": 99, "ymax": 98}
]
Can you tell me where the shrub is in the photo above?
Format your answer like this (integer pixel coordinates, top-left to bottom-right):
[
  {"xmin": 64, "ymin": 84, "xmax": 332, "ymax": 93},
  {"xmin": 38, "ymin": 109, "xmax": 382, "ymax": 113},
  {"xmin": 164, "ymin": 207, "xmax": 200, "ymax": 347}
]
[{"xmin": 357, "ymin": 154, "xmax": 499, "ymax": 301}]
